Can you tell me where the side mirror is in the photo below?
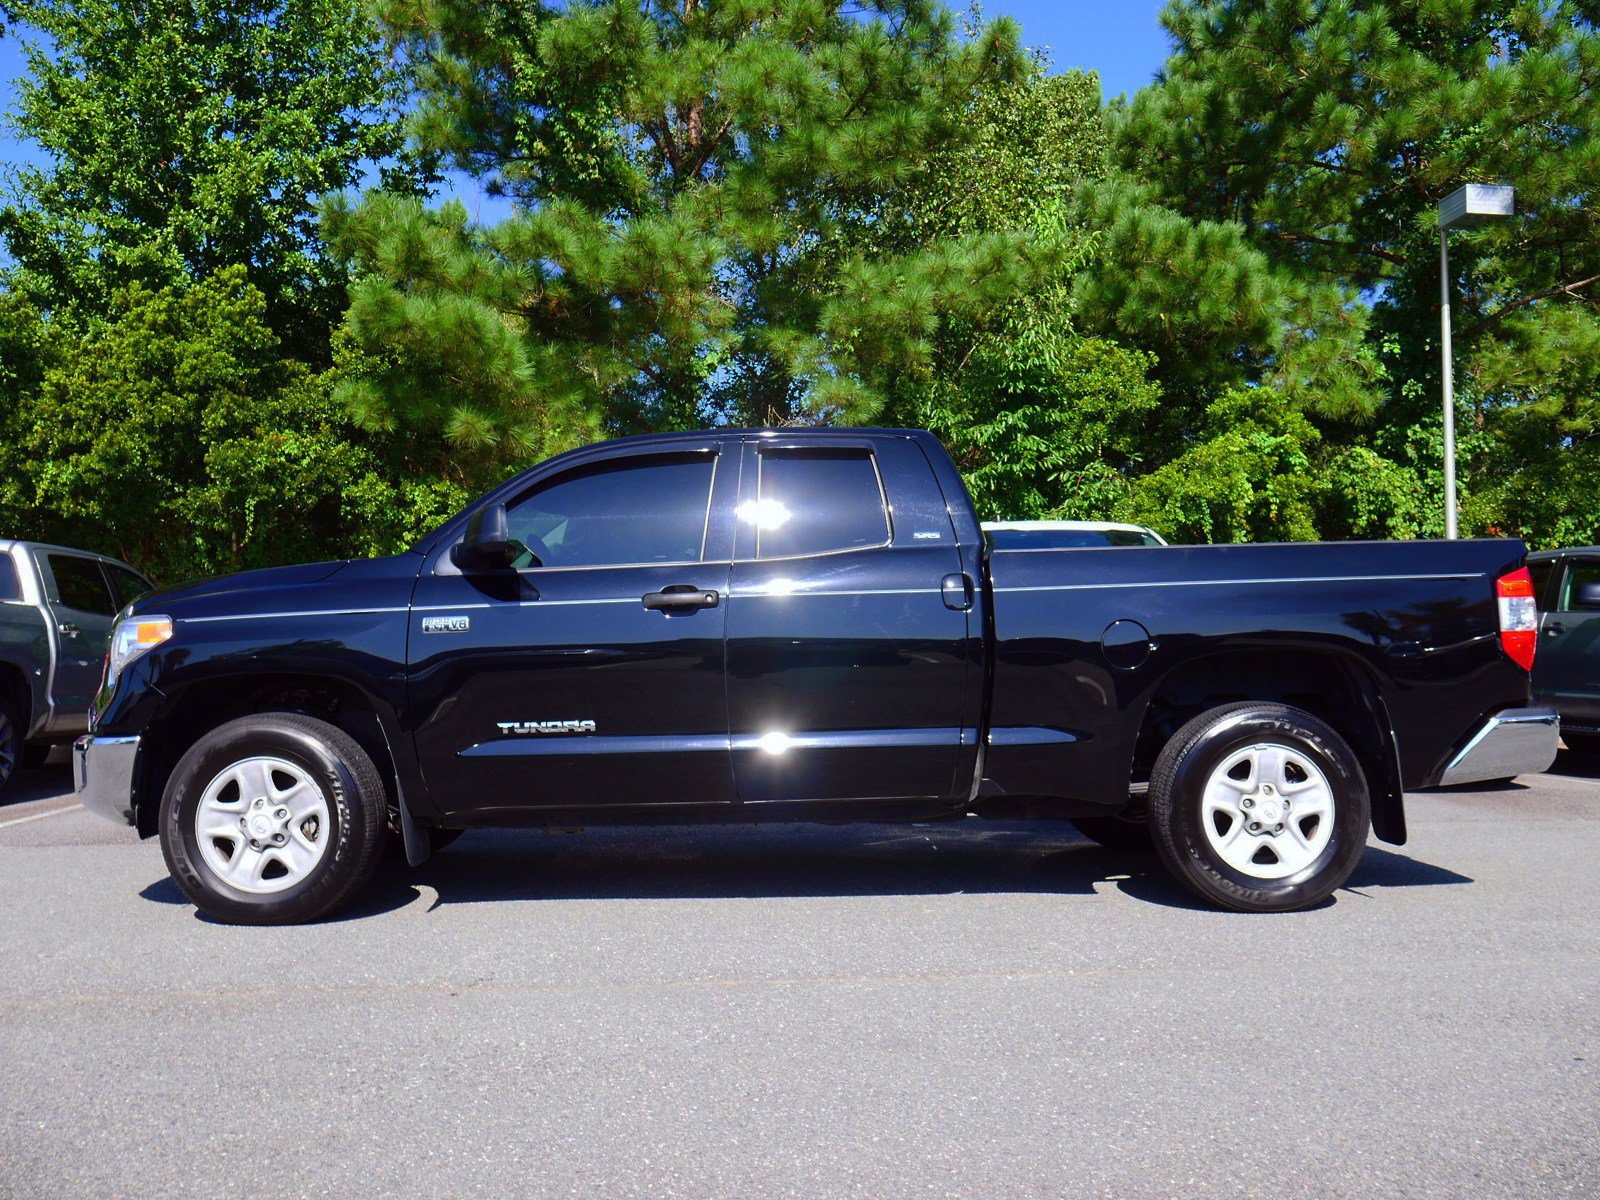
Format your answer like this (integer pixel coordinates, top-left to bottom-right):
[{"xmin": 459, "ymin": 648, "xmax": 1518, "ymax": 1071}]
[
  {"xmin": 1575, "ymin": 581, "xmax": 1600, "ymax": 611},
  {"xmin": 451, "ymin": 503, "xmax": 519, "ymax": 571}
]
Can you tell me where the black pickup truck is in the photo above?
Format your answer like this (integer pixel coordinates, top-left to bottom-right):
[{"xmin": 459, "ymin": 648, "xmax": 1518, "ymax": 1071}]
[{"xmin": 76, "ymin": 428, "xmax": 1558, "ymax": 923}]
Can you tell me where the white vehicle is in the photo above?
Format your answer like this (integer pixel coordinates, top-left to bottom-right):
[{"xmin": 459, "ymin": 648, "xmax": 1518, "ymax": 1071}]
[{"xmin": 981, "ymin": 520, "xmax": 1168, "ymax": 549}]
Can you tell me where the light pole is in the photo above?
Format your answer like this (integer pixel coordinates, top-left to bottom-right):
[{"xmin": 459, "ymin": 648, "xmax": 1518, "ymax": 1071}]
[{"xmin": 1437, "ymin": 183, "xmax": 1514, "ymax": 539}]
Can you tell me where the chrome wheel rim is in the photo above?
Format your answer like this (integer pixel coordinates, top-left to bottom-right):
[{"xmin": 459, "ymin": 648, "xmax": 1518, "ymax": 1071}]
[
  {"xmin": 1201, "ymin": 742, "xmax": 1335, "ymax": 880},
  {"xmin": 0, "ymin": 708, "xmax": 15, "ymax": 786},
  {"xmin": 195, "ymin": 756, "xmax": 330, "ymax": 894}
]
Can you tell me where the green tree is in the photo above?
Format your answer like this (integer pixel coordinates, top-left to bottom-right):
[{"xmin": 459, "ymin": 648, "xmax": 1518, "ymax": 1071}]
[
  {"xmin": 1070, "ymin": 175, "xmax": 1383, "ymax": 421},
  {"xmin": 910, "ymin": 333, "xmax": 1164, "ymax": 522},
  {"xmin": 1121, "ymin": 388, "xmax": 1322, "ymax": 543},
  {"xmin": 0, "ymin": 288, "xmax": 52, "ymax": 534},
  {"xmin": 861, "ymin": 61, "xmax": 1175, "ymax": 520},
  {"xmin": 869, "ymin": 41, "xmax": 1390, "ymax": 529},
  {"xmin": 8, "ymin": 268, "xmax": 458, "ymax": 580},
  {"xmin": 327, "ymin": 0, "xmax": 1041, "ymax": 467},
  {"xmin": 1117, "ymin": 0, "xmax": 1600, "ymax": 545},
  {"xmin": 1461, "ymin": 305, "xmax": 1600, "ymax": 544},
  {"xmin": 1, "ymin": 0, "xmax": 424, "ymax": 351}
]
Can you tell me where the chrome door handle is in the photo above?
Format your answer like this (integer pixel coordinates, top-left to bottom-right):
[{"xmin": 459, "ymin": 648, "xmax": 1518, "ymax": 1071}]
[
  {"xmin": 58, "ymin": 622, "xmax": 81, "ymax": 639},
  {"xmin": 1545, "ymin": 623, "xmax": 1567, "ymax": 637}
]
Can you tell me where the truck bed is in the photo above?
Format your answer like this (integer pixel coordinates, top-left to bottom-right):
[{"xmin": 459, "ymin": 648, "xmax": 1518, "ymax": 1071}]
[{"xmin": 981, "ymin": 537, "xmax": 1530, "ymax": 817}]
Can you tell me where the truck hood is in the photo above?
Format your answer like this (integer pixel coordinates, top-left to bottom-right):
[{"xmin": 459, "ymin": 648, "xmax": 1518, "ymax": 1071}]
[
  {"xmin": 132, "ymin": 560, "xmax": 352, "ymax": 616},
  {"xmin": 133, "ymin": 554, "xmax": 425, "ymax": 622}
]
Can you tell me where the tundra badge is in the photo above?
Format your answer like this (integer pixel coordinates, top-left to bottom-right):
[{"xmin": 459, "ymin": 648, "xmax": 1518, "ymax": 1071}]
[
  {"xmin": 422, "ymin": 615, "xmax": 471, "ymax": 634},
  {"xmin": 497, "ymin": 720, "xmax": 598, "ymax": 735}
]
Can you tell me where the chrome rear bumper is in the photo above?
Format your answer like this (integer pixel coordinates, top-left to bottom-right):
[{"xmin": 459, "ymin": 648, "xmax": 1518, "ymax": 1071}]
[
  {"xmin": 1437, "ymin": 707, "xmax": 1559, "ymax": 787},
  {"xmin": 73, "ymin": 734, "xmax": 140, "ymax": 825}
]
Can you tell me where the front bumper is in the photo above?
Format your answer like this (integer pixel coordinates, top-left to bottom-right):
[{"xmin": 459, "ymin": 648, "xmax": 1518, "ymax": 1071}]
[
  {"xmin": 73, "ymin": 734, "xmax": 140, "ymax": 825},
  {"xmin": 1437, "ymin": 707, "xmax": 1560, "ymax": 787}
]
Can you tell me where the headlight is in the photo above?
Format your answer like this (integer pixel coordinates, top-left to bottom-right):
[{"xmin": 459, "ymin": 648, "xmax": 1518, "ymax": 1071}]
[{"xmin": 106, "ymin": 615, "xmax": 173, "ymax": 687}]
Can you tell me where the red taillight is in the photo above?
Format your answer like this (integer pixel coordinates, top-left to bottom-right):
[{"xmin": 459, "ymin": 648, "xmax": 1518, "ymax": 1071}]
[{"xmin": 1497, "ymin": 567, "xmax": 1538, "ymax": 671}]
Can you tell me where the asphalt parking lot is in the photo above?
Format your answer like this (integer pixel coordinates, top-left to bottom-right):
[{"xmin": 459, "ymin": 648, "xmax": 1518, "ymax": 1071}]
[{"xmin": 0, "ymin": 758, "xmax": 1596, "ymax": 1199}]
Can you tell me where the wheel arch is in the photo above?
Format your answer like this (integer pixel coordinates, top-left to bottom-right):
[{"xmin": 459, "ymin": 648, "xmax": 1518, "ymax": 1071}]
[
  {"xmin": 1131, "ymin": 647, "xmax": 1406, "ymax": 846},
  {"xmin": 134, "ymin": 673, "xmax": 402, "ymax": 839}
]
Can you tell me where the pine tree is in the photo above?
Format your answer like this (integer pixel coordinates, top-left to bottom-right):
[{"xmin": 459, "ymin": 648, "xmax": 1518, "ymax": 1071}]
[
  {"xmin": 326, "ymin": 0, "xmax": 1037, "ymax": 460},
  {"xmin": 1, "ymin": 0, "xmax": 423, "ymax": 354},
  {"xmin": 1116, "ymin": 0, "xmax": 1600, "ymax": 542}
]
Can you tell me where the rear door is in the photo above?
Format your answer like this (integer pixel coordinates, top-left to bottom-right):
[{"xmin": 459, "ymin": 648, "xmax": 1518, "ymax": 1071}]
[
  {"xmin": 409, "ymin": 444, "xmax": 739, "ymax": 819},
  {"xmin": 724, "ymin": 435, "xmax": 975, "ymax": 805},
  {"xmin": 1537, "ymin": 555, "xmax": 1600, "ymax": 729},
  {"xmin": 36, "ymin": 551, "xmax": 119, "ymax": 719}
]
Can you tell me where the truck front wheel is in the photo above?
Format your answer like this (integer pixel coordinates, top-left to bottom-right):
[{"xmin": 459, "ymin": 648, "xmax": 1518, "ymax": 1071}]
[
  {"xmin": 159, "ymin": 713, "xmax": 387, "ymax": 925},
  {"xmin": 1148, "ymin": 702, "xmax": 1370, "ymax": 913}
]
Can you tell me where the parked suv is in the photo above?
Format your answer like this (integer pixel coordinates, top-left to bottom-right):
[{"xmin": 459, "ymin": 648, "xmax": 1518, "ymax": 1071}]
[
  {"xmin": 0, "ymin": 541, "xmax": 154, "ymax": 798},
  {"xmin": 1526, "ymin": 547, "xmax": 1600, "ymax": 747}
]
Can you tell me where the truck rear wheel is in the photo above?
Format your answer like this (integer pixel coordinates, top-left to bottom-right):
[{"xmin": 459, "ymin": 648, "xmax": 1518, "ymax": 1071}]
[
  {"xmin": 1148, "ymin": 702, "xmax": 1369, "ymax": 913},
  {"xmin": 159, "ymin": 713, "xmax": 387, "ymax": 925}
]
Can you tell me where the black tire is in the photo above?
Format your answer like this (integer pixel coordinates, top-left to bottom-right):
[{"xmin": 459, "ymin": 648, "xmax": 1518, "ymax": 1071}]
[
  {"xmin": 1149, "ymin": 702, "xmax": 1370, "ymax": 913},
  {"xmin": 0, "ymin": 691, "xmax": 20, "ymax": 801},
  {"xmin": 1070, "ymin": 812, "xmax": 1151, "ymax": 851},
  {"xmin": 159, "ymin": 713, "xmax": 388, "ymax": 925}
]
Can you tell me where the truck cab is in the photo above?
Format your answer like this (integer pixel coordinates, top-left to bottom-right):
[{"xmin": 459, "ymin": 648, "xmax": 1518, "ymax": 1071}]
[{"xmin": 409, "ymin": 429, "xmax": 983, "ymax": 820}]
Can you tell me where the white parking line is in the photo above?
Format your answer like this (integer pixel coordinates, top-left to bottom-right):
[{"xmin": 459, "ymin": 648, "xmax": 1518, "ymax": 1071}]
[{"xmin": 0, "ymin": 802, "xmax": 84, "ymax": 830}]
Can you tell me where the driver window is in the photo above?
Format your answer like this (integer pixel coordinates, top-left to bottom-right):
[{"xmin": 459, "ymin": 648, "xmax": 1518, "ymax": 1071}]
[
  {"xmin": 1559, "ymin": 559, "xmax": 1600, "ymax": 613},
  {"xmin": 504, "ymin": 453, "xmax": 716, "ymax": 569}
]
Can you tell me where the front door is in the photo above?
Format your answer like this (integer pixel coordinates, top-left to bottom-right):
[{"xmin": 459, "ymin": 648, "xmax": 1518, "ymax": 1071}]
[
  {"xmin": 1537, "ymin": 555, "xmax": 1600, "ymax": 729},
  {"xmin": 37, "ymin": 551, "xmax": 119, "ymax": 722},
  {"xmin": 724, "ymin": 437, "xmax": 974, "ymax": 805},
  {"xmin": 409, "ymin": 447, "xmax": 738, "ymax": 820}
]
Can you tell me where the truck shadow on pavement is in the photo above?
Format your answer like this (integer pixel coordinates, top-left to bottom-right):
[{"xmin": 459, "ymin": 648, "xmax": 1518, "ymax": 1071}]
[
  {"xmin": 0, "ymin": 763, "xmax": 74, "ymax": 810},
  {"xmin": 140, "ymin": 821, "xmax": 1475, "ymax": 920},
  {"xmin": 1549, "ymin": 746, "xmax": 1600, "ymax": 781}
]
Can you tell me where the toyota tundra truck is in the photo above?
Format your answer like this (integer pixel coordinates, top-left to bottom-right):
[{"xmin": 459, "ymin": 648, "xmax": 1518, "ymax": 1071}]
[{"xmin": 75, "ymin": 428, "xmax": 1559, "ymax": 923}]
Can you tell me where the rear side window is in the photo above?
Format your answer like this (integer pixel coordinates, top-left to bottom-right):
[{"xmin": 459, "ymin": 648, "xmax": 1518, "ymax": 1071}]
[
  {"xmin": 1559, "ymin": 559, "xmax": 1600, "ymax": 613},
  {"xmin": 47, "ymin": 554, "xmax": 116, "ymax": 615},
  {"xmin": 749, "ymin": 448, "xmax": 890, "ymax": 559},
  {"xmin": 105, "ymin": 563, "xmax": 155, "ymax": 608},
  {"xmin": 505, "ymin": 452, "xmax": 717, "ymax": 569},
  {"xmin": 0, "ymin": 554, "xmax": 18, "ymax": 601}
]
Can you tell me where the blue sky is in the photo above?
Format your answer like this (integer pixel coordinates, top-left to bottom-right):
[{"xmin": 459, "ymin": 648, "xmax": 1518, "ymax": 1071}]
[{"xmin": 0, "ymin": 1, "xmax": 1173, "ymax": 217}]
